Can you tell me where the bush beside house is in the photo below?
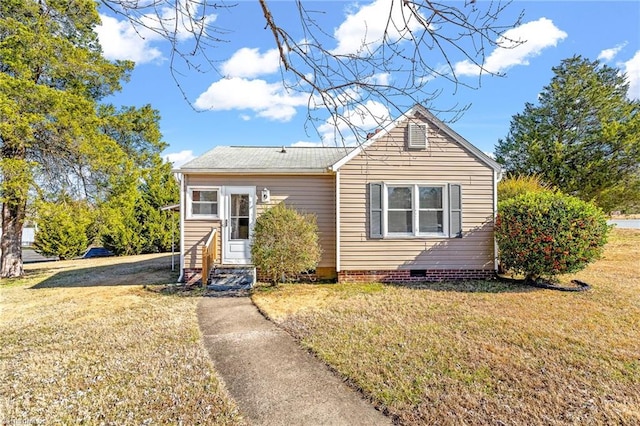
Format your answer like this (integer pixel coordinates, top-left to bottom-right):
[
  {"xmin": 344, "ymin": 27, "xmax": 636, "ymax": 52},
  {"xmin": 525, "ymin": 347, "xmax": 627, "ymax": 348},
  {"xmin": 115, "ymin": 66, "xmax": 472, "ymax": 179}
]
[
  {"xmin": 251, "ymin": 203, "xmax": 321, "ymax": 286},
  {"xmin": 495, "ymin": 190, "xmax": 609, "ymax": 282}
]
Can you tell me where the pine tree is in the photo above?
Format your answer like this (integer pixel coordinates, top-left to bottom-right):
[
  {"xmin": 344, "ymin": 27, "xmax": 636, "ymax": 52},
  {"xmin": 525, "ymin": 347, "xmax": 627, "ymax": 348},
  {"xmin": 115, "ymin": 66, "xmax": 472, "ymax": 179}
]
[
  {"xmin": 495, "ymin": 56, "xmax": 640, "ymax": 212},
  {"xmin": 1, "ymin": 0, "xmax": 132, "ymax": 277}
]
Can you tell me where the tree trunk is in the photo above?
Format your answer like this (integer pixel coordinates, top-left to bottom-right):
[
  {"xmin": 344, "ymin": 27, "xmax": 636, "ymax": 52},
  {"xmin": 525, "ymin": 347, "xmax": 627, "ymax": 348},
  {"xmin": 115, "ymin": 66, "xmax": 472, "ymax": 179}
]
[{"xmin": 1, "ymin": 200, "xmax": 25, "ymax": 278}]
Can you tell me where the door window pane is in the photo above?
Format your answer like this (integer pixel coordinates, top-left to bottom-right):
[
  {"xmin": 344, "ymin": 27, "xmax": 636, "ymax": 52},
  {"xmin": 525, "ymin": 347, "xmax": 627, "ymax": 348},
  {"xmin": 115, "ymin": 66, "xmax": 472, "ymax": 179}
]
[
  {"xmin": 231, "ymin": 217, "xmax": 249, "ymax": 240},
  {"xmin": 230, "ymin": 194, "xmax": 250, "ymax": 240},
  {"xmin": 231, "ymin": 194, "xmax": 249, "ymax": 216}
]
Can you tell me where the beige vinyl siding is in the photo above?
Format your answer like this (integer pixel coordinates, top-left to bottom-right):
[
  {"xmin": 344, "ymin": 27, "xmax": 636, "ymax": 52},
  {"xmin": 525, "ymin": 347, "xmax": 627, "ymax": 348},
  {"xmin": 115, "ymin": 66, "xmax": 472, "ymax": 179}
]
[
  {"xmin": 183, "ymin": 173, "xmax": 336, "ymax": 269},
  {"xmin": 339, "ymin": 117, "xmax": 496, "ymax": 271},
  {"xmin": 184, "ymin": 221, "xmax": 221, "ymax": 269}
]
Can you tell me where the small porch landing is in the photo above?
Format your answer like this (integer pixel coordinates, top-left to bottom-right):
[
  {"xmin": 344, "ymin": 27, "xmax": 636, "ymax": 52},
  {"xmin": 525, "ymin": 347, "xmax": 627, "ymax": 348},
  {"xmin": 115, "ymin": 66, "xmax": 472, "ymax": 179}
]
[{"xmin": 207, "ymin": 266, "xmax": 256, "ymax": 291}]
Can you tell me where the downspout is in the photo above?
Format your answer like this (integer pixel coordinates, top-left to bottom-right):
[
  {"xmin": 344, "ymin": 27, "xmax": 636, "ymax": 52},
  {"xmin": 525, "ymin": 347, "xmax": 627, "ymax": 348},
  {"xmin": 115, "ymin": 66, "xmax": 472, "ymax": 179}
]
[
  {"xmin": 335, "ymin": 170, "xmax": 341, "ymax": 273},
  {"xmin": 177, "ymin": 172, "xmax": 185, "ymax": 283},
  {"xmin": 493, "ymin": 169, "xmax": 503, "ymax": 272}
]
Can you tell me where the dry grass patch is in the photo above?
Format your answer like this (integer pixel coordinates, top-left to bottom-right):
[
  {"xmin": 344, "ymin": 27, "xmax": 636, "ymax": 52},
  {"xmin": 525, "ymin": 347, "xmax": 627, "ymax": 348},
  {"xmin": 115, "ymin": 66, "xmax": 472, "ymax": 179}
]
[
  {"xmin": 1, "ymin": 254, "xmax": 244, "ymax": 425},
  {"xmin": 252, "ymin": 229, "xmax": 640, "ymax": 425}
]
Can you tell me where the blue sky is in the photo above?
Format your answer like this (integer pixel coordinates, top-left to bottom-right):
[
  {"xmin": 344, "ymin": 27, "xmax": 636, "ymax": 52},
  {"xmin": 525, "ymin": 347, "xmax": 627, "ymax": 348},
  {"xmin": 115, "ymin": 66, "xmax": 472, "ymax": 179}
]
[{"xmin": 96, "ymin": 1, "xmax": 640, "ymax": 166}]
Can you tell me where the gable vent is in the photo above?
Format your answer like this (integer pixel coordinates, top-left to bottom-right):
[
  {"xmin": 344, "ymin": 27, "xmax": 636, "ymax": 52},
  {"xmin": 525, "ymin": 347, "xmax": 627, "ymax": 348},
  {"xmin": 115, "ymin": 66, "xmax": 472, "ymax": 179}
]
[{"xmin": 408, "ymin": 123, "xmax": 428, "ymax": 149}]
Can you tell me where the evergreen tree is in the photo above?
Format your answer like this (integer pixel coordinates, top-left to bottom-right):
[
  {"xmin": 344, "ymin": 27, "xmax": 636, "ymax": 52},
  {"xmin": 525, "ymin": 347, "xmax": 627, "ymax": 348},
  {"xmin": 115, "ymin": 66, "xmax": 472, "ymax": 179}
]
[
  {"xmin": 495, "ymin": 56, "xmax": 640, "ymax": 212},
  {"xmin": 137, "ymin": 158, "xmax": 180, "ymax": 253},
  {"xmin": 33, "ymin": 198, "xmax": 93, "ymax": 260},
  {"xmin": 99, "ymin": 157, "xmax": 178, "ymax": 255},
  {"xmin": 1, "ymin": 0, "xmax": 132, "ymax": 277}
]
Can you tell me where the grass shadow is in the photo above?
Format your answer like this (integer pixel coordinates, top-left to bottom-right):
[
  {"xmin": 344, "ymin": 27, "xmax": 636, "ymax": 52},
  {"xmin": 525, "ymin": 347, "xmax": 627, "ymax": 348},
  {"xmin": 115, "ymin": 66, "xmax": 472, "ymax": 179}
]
[{"xmin": 30, "ymin": 254, "xmax": 179, "ymax": 289}]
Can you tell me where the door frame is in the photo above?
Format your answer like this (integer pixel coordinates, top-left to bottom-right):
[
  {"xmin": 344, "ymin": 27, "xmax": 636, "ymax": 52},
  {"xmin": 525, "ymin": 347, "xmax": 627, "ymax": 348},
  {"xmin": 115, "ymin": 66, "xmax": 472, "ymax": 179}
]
[{"xmin": 221, "ymin": 186, "xmax": 256, "ymax": 265}]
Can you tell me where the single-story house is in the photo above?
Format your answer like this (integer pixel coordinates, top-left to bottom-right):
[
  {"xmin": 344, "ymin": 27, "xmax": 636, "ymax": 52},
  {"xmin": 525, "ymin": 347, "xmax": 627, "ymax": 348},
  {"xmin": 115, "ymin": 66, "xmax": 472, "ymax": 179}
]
[{"xmin": 175, "ymin": 104, "xmax": 502, "ymax": 284}]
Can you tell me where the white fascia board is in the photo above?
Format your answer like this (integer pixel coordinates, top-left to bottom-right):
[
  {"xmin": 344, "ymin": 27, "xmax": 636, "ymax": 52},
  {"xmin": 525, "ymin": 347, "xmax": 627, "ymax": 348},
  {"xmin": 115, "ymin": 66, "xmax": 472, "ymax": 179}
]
[
  {"xmin": 330, "ymin": 105, "xmax": 418, "ymax": 172},
  {"xmin": 330, "ymin": 103, "xmax": 503, "ymax": 174},
  {"xmin": 176, "ymin": 168, "xmax": 333, "ymax": 175}
]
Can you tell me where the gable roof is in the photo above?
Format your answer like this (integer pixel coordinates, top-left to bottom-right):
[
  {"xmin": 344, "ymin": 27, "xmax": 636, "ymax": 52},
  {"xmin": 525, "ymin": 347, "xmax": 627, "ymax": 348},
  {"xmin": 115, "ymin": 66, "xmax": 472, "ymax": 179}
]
[
  {"xmin": 178, "ymin": 146, "xmax": 352, "ymax": 174},
  {"xmin": 177, "ymin": 105, "xmax": 501, "ymax": 176},
  {"xmin": 330, "ymin": 104, "xmax": 502, "ymax": 173}
]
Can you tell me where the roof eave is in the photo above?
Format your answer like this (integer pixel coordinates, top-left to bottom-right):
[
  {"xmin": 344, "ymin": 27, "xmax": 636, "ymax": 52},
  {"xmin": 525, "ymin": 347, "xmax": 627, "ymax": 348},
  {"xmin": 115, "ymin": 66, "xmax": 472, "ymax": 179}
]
[
  {"xmin": 175, "ymin": 168, "xmax": 335, "ymax": 175},
  {"xmin": 330, "ymin": 104, "xmax": 502, "ymax": 173},
  {"xmin": 330, "ymin": 104, "xmax": 421, "ymax": 171}
]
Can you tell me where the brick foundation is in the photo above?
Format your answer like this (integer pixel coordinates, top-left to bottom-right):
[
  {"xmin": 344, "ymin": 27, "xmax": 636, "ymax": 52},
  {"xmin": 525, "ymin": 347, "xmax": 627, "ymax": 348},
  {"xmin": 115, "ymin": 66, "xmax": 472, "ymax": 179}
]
[
  {"xmin": 338, "ymin": 269, "xmax": 495, "ymax": 283},
  {"xmin": 183, "ymin": 268, "xmax": 203, "ymax": 285},
  {"xmin": 186, "ymin": 267, "xmax": 494, "ymax": 284}
]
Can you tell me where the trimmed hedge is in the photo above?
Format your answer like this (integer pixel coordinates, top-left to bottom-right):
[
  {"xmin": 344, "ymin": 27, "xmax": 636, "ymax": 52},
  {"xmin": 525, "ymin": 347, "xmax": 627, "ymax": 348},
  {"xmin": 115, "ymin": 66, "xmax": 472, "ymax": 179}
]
[{"xmin": 495, "ymin": 191, "xmax": 609, "ymax": 281}]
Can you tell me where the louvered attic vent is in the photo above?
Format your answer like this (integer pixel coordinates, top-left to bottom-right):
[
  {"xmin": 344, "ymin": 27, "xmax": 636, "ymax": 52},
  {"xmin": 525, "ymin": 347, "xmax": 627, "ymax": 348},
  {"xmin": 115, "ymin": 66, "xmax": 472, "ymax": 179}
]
[{"xmin": 408, "ymin": 122, "xmax": 428, "ymax": 149}]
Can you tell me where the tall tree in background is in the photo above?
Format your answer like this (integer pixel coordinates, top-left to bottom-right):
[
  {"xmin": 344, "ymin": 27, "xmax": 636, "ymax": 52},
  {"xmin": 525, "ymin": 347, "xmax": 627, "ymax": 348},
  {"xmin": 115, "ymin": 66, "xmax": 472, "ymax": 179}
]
[
  {"xmin": 1, "ymin": 0, "xmax": 177, "ymax": 277},
  {"xmin": 495, "ymin": 56, "xmax": 640, "ymax": 212},
  {"xmin": 0, "ymin": 0, "xmax": 132, "ymax": 277},
  {"xmin": 96, "ymin": 105, "xmax": 178, "ymax": 255}
]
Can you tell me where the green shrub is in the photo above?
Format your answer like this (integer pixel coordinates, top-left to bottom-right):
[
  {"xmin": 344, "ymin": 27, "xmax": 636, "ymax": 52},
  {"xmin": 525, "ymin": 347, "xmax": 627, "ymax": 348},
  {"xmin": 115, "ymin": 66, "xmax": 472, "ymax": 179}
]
[
  {"xmin": 251, "ymin": 203, "xmax": 321, "ymax": 285},
  {"xmin": 33, "ymin": 200, "xmax": 93, "ymax": 260},
  {"xmin": 495, "ymin": 191, "xmax": 609, "ymax": 281},
  {"xmin": 498, "ymin": 175, "xmax": 551, "ymax": 202}
]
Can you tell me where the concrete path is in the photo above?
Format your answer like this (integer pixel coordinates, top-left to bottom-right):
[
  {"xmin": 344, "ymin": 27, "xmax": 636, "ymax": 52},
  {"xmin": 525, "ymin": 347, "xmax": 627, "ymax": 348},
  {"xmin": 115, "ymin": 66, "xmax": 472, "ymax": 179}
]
[{"xmin": 197, "ymin": 297, "xmax": 391, "ymax": 426}]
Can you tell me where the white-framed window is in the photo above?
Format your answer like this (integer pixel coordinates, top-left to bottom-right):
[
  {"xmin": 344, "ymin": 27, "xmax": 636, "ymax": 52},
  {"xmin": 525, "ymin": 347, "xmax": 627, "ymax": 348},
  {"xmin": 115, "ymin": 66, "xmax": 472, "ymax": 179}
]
[
  {"xmin": 369, "ymin": 183, "xmax": 462, "ymax": 238},
  {"xmin": 187, "ymin": 186, "xmax": 219, "ymax": 219}
]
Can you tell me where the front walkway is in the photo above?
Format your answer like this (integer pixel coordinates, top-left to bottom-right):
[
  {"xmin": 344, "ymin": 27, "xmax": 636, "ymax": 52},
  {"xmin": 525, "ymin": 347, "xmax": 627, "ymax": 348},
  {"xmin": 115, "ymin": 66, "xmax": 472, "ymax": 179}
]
[{"xmin": 197, "ymin": 297, "xmax": 391, "ymax": 426}]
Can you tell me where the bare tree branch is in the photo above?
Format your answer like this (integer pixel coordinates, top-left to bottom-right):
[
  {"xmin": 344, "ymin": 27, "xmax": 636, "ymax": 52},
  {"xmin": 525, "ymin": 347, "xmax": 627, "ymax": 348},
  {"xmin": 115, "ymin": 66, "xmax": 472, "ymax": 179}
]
[{"xmin": 101, "ymin": 0, "xmax": 523, "ymax": 144}]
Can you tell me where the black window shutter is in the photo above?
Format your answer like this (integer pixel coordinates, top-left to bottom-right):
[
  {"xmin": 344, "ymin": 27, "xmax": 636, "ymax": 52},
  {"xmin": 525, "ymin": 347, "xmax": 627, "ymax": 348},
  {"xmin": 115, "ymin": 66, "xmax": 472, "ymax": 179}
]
[
  {"xmin": 369, "ymin": 183, "xmax": 383, "ymax": 238},
  {"xmin": 449, "ymin": 184, "xmax": 462, "ymax": 238}
]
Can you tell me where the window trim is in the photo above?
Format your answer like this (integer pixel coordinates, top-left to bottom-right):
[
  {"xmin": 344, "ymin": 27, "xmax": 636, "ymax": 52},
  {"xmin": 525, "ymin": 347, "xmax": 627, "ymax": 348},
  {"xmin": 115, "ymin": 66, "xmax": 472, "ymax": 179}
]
[
  {"xmin": 187, "ymin": 186, "xmax": 220, "ymax": 220},
  {"xmin": 384, "ymin": 183, "xmax": 448, "ymax": 238},
  {"xmin": 368, "ymin": 182, "xmax": 462, "ymax": 239}
]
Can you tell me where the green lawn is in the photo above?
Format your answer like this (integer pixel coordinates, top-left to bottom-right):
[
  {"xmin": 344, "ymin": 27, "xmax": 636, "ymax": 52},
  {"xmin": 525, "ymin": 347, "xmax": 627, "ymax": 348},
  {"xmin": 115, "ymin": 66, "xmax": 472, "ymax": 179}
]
[
  {"xmin": 0, "ymin": 253, "xmax": 244, "ymax": 425},
  {"xmin": 253, "ymin": 229, "xmax": 640, "ymax": 425}
]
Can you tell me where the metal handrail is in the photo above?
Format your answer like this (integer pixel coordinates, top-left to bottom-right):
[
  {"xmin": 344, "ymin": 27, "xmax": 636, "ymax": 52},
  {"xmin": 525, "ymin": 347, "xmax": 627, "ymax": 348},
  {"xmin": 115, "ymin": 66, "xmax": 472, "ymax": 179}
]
[{"xmin": 201, "ymin": 228, "xmax": 218, "ymax": 286}]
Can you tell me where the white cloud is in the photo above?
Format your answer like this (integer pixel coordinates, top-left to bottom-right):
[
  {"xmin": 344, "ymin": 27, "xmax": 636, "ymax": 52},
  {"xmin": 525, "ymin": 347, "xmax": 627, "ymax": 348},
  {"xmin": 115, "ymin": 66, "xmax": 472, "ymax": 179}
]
[
  {"xmin": 194, "ymin": 77, "xmax": 309, "ymax": 122},
  {"xmin": 221, "ymin": 47, "xmax": 281, "ymax": 78},
  {"xmin": 454, "ymin": 18, "xmax": 567, "ymax": 76},
  {"xmin": 96, "ymin": 1, "xmax": 216, "ymax": 64},
  {"xmin": 332, "ymin": 0, "xmax": 421, "ymax": 56},
  {"xmin": 597, "ymin": 42, "xmax": 627, "ymax": 62},
  {"xmin": 164, "ymin": 150, "xmax": 196, "ymax": 167},
  {"xmin": 623, "ymin": 50, "xmax": 640, "ymax": 100},
  {"xmin": 291, "ymin": 141, "xmax": 325, "ymax": 147},
  {"xmin": 370, "ymin": 72, "xmax": 391, "ymax": 86},
  {"xmin": 317, "ymin": 100, "xmax": 391, "ymax": 145},
  {"xmin": 96, "ymin": 14, "xmax": 163, "ymax": 64}
]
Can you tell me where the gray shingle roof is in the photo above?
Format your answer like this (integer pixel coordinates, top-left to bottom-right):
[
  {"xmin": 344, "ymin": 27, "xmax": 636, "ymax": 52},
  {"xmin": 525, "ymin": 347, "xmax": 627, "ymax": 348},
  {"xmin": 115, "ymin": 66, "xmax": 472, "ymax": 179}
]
[{"xmin": 179, "ymin": 146, "xmax": 353, "ymax": 173}]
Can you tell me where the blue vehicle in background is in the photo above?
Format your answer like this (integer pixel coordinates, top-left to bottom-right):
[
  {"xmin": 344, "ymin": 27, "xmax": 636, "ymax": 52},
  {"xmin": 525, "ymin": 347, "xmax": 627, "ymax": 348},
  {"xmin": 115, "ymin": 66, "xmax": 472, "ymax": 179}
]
[{"xmin": 82, "ymin": 247, "xmax": 114, "ymax": 258}]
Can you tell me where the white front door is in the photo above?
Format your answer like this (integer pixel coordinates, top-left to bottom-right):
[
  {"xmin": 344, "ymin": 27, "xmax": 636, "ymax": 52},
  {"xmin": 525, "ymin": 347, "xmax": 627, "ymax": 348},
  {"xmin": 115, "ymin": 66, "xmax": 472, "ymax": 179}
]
[{"xmin": 222, "ymin": 186, "xmax": 255, "ymax": 264}]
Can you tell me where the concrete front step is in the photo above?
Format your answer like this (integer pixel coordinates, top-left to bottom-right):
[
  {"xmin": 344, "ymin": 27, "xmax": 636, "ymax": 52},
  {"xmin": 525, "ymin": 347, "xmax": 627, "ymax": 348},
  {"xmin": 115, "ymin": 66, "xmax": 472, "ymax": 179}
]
[{"xmin": 207, "ymin": 266, "xmax": 255, "ymax": 291}]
